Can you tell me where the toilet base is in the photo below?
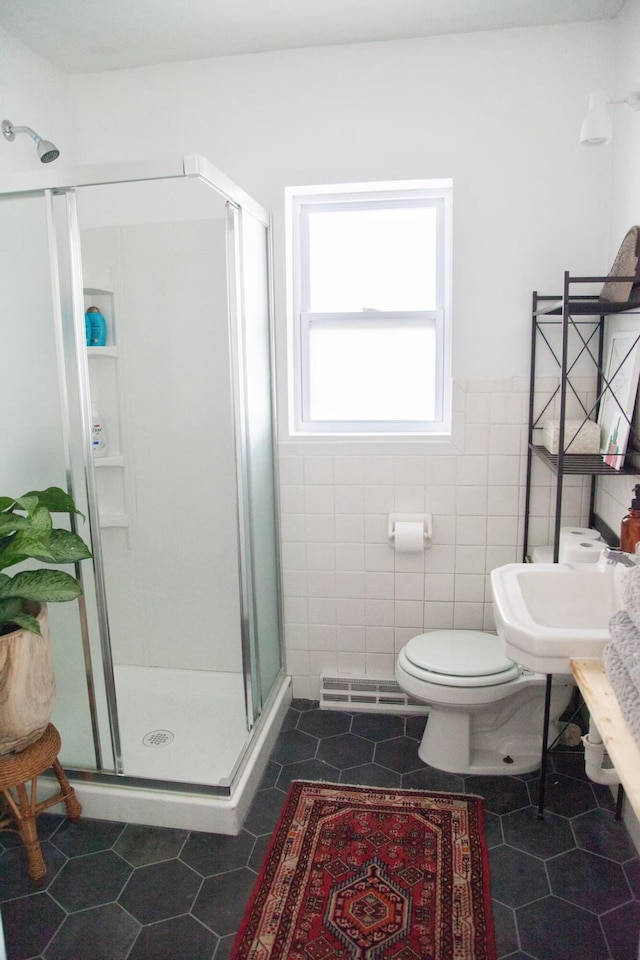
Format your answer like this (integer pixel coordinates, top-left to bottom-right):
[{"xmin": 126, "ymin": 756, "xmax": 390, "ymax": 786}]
[
  {"xmin": 417, "ymin": 684, "xmax": 571, "ymax": 776},
  {"xmin": 418, "ymin": 714, "xmax": 556, "ymax": 775}
]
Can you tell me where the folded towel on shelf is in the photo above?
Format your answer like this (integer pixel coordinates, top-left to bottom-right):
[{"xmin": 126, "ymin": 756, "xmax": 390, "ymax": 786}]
[
  {"xmin": 603, "ymin": 641, "xmax": 640, "ymax": 749},
  {"xmin": 620, "ymin": 564, "xmax": 640, "ymax": 632},
  {"xmin": 608, "ymin": 610, "xmax": 640, "ymax": 691}
]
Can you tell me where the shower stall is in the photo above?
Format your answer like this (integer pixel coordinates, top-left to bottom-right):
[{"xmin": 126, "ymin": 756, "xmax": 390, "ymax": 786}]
[{"xmin": 0, "ymin": 155, "xmax": 289, "ymax": 833}]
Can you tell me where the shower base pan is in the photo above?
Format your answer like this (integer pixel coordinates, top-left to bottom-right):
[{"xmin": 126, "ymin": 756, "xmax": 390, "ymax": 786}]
[
  {"xmin": 40, "ymin": 674, "xmax": 291, "ymax": 835},
  {"xmin": 114, "ymin": 665, "xmax": 249, "ymax": 785}
]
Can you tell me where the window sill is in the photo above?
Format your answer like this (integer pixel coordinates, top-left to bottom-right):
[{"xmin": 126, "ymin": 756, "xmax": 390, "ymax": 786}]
[{"xmin": 278, "ymin": 434, "xmax": 462, "ymax": 457}]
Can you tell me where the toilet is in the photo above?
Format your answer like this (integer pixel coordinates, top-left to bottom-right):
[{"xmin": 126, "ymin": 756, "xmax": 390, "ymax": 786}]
[{"xmin": 396, "ymin": 629, "xmax": 573, "ymax": 776}]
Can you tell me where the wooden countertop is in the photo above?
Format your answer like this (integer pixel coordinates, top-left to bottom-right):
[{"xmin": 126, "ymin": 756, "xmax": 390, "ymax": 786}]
[{"xmin": 570, "ymin": 658, "xmax": 640, "ymax": 823}]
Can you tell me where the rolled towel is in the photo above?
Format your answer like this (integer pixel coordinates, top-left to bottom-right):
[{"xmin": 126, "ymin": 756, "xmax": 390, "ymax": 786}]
[
  {"xmin": 603, "ymin": 641, "xmax": 640, "ymax": 750},
  {"xmin": 608, "ymin": 610, "xmax": 640, "ymax": 691},
  {"xmin": 620, "ymin": 564, "xmax": 640, "ymax": 632}
]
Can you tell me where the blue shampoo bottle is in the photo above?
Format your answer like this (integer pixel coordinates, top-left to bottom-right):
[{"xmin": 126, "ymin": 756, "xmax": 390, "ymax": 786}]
[{"xmin": 85, "ymin": 306, "xmax": 107, "ymax": 346}]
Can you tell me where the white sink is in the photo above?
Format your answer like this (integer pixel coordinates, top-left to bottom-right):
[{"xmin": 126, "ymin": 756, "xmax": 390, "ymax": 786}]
[{"xmin": 490, "ymin": 562, "xmax": 623, "ymax": 674}]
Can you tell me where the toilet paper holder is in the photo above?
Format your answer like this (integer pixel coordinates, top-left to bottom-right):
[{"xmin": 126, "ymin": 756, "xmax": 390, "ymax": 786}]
[{"xmin": 388, "ymin": 513, "xmax": 433, "ymax": 548}]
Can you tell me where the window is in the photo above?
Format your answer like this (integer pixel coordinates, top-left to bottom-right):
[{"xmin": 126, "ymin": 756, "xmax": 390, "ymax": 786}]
[{"xmin": 286, "ymin": 179, "xmax": 452, "ymax": 435}]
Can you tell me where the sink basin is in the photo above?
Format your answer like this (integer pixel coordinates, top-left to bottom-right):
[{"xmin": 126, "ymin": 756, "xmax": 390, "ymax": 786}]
[{"xmin": 490, "ymin": 562, "xmax": 622, "ymax": 673}]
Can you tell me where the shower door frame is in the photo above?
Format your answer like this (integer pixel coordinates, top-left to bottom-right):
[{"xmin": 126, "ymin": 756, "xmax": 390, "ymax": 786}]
[{"xmin": 9, "ymin": 154, "xmax": 284, "ymax": 796}]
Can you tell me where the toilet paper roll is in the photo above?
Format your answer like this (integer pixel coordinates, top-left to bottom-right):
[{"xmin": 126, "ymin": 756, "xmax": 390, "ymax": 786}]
[
  {"xmin": 558, "ymin": 539, "xmax": 604, "ymax": 565},
  {"xmin": 393, "ymin": 521, "xmax": 425, "ymax": 553},
  {"xmin": 560, "ymin": 526, "xmax": 601, "ymax": 541}
]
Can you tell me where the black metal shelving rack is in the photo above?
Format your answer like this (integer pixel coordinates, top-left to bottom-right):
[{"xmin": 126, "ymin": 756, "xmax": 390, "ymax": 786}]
[
  {"xmin": 524, "ymin": 272, "xmax": 640, "ymax": 565},
  {"xmin": 523, "ymin": 271, "xmax": 640, "ymax": 817}
]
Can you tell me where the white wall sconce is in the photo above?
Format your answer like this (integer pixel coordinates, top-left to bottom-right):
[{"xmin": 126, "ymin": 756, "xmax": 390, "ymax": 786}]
[{"xmin": 580, "ymin": 88, "xmax": 640, "ymax": 146}]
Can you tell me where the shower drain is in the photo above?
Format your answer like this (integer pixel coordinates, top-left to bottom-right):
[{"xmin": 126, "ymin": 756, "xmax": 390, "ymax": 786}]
[{"xmin": 142, "ymin": 729, "xmax": 175, "ymax": 748}]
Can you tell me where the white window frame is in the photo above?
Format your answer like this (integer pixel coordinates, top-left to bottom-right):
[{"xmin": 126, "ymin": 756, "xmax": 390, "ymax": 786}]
[{"xmin": 286, "ymin": 179, "xmax": 452, "ymax": 437}]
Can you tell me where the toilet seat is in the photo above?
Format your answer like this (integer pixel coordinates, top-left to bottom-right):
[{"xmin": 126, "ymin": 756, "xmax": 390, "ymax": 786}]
[{"xmin": 402, "ymin": 630, "xmax": 520, "ymax": 687}]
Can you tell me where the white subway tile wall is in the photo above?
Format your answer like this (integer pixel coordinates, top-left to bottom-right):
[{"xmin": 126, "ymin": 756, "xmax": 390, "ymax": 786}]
[{"xmin": 278, "ymin": 377, "xmax": 596, "ymax": 698}]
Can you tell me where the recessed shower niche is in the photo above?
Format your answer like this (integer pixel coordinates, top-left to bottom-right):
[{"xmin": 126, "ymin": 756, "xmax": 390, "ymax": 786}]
[{"xmin": 0, "ymin": 157, "xmax": 288, "ymax": 832}]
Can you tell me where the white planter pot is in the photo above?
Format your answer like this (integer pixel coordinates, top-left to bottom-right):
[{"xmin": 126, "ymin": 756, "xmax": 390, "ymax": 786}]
[{"xmin": 0, "ymin": 603, "xmax": 56, "ymax": 755}]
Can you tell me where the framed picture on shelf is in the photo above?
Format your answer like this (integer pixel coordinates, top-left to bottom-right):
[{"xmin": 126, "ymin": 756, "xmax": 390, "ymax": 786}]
[
  {"xmin": 599, "ymin": 330, "xmax": 640, "ymax": 469},
  {"xmin": 599, "ymin": 225, "xmax": 640, "ymax": 304}
]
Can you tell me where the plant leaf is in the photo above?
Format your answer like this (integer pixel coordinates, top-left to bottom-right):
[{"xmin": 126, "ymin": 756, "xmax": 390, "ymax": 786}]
[
  {"xmin": 0, "ymin": 514, "xmax": 29, "ymax": 536},
  {"xmin": 0, "ymin": 597, "xmax": 23, "ymax": 619},
  {"xmin": 0, "ymin": 537, "xmax": 55, "ymax": 571},
  {"xmin": 0, "ymin": 569, "xmax": 82, "ymax": 602},
  {"xmin": 0, "ymin": 597, "xmax": 40, "ymax": 636},
  {"xmin": 4, "ymin": 529, "xmax": 92, "ymax": 566},
  {"xmin": 0, "ymin": 497, "xmax": 16, "ymax": 512},
  {"xmin": 42, "ymin": 530, "xmax": 92, "ymax": 563},
  {"xmin": 26, "ymin": 505, "xmax": 53, "ymax": 540},
  {"xmin": 0, "ymin": 611, "xmax": 42, "ymax": 636},
  {"xmin": 13, "ymin": 494, "xmax": 38, "ymax": 516},
  {"xmin": 24, "ymin": 487, "xmax": 84, "ymax": 517}
]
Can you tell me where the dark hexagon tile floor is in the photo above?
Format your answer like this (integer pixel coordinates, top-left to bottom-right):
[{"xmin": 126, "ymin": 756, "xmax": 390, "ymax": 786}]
[
  {"xmin": 45, "ymin": 903, "xmax": 140, "ymax": 960},
  {"xmin": 48, "ymin": 849, "xmax": 133, "ymax": 913},
  {"xmin": 1, "ymin": 699, "xmax": 639, "ymax": 960}
]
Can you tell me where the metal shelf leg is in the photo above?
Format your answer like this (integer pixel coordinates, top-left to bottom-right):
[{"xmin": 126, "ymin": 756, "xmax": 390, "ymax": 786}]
[{"xmin": 537, "ymin": 674, "xmax": 553, "ymax": 820}]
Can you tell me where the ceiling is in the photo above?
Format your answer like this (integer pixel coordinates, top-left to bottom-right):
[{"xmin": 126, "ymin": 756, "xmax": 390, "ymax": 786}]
[{"xmin": 0, "ymin": 0, "xmax": 626, "ymax": 74}]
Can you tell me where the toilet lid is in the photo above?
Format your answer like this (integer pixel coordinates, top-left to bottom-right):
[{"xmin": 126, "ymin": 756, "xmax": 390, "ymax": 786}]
[{"xmin": 404, "ymin": 630, "xmax": 518, "ymax": 679}]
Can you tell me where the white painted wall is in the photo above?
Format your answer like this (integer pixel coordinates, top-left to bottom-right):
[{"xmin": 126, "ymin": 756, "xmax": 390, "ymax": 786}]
[
  {"xmin": 0, "ymin": 27, "xmax": 73, "ymax": 184},
  {"xmin": 610, "ymin": 0, "xmax": 640, "ymax": 249}
]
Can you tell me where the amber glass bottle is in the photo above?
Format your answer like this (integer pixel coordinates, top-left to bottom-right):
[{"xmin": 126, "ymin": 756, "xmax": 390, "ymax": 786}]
[{"xmin": 620, "ymin": 485, "xmax": 640, "ymax": 554}]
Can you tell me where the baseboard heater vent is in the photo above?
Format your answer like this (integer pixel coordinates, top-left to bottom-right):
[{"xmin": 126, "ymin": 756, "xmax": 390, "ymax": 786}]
[{"xmin": 320, "ymin": 674, "xmax": 427, "ymax": 714}]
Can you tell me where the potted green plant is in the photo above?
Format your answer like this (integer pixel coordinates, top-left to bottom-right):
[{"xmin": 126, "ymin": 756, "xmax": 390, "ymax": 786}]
[{"xmin": 0, "ymin": 486, "xmax": 92, "ymax": 755}]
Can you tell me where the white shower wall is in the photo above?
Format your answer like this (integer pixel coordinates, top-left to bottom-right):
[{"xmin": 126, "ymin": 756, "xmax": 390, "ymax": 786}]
[{"xmin": 80, "ymin": 215, "xmax": 242, "ymax": 674}]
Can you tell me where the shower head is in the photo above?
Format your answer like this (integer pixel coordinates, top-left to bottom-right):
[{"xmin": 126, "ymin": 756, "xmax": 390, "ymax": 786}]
[
  {"xmin": 2, "ymin": 119, "xmax": 60, "ymax": 163},
  {"xmin": 36, "ymin": 139, "xmax": 60, "ymax": 164}
]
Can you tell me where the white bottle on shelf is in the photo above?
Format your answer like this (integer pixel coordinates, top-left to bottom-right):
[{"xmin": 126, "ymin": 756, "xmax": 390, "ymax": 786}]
[{"xmin": 91, "ymin": 403, "xmax": 108, "ymax": 458}]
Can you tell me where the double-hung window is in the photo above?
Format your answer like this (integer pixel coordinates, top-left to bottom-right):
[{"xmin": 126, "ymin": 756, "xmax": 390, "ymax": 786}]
[{"xmin": 286, "ymin": 179, "xmax": 452, "ymax": 435}]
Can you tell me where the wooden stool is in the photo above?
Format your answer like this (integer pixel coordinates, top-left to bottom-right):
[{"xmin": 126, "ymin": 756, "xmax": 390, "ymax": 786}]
[{"xmin": 0, "ymin": 723, "xmax": 81, "ymax": 881}]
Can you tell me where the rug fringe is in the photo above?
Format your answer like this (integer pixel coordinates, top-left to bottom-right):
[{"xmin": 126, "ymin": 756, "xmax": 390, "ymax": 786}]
[{"xmin": 292, "ymin": 777, "xmax": 485, "ymax": 801}]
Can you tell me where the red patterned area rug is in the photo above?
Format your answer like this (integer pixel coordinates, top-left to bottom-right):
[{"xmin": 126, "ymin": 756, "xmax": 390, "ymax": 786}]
[{"xmin": 230, "ymin": 781, "xmax": 496, "ymax": 960}]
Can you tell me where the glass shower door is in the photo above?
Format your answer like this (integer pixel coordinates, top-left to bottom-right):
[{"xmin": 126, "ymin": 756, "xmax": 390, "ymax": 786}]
[
  {"xmin": 238, "ymin": 209, "xmax": 283, "ymax": 715},
  {"xmin": 70, "ymin": 175, "xmax": 251, "ymax": 787},
  {"xmin": 2, "ymin": 161, "xmax": 282, "ymax": 796},
  {"xmin": 0, "ymin": 190, "xmax": 104, "ymax": 770}
]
